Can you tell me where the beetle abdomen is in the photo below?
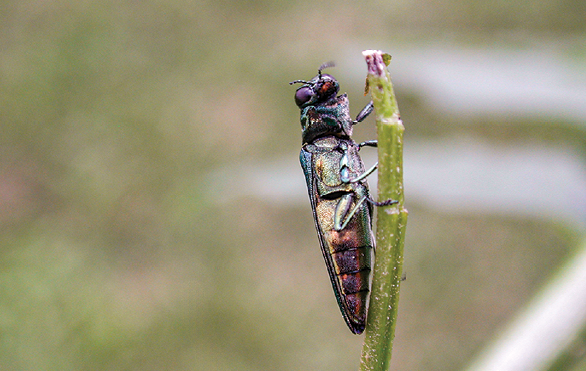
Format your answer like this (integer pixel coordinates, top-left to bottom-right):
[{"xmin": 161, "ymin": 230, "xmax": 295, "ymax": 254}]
[
  {"xmin": 312, "ymin": 190, "xmax": 374, "ymax": 333},
  {"xmin": 326, "ymin": 207, "xmax": 373, "ymax": 333}
]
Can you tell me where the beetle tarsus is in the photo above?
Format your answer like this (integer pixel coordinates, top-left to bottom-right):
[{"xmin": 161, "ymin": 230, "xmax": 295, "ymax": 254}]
[{"xmin": 367, "ymin": 197, "xmax": 398, "ymax": 207}]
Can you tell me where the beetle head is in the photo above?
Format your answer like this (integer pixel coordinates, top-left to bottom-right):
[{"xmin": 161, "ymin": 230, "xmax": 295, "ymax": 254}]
[{"xmin": 290, "ymin": 62, "xmax": 340, "ymax": 108}]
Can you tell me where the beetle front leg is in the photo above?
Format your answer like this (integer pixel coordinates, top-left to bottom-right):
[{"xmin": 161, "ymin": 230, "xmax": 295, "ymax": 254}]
[{"xmin": 354, "ymin": 101, "xmax": 374, "ymax": 124}]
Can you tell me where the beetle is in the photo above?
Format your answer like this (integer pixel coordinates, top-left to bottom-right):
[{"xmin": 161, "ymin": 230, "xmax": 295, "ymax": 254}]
[{"xmin": 290, "ymin": 63, "xmax": 397, "ymax": 334}]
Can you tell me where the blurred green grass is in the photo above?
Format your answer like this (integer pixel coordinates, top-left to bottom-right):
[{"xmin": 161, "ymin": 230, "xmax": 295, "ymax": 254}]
[{"xmin": 1, "ymin": 0, "xmax": 585, "ymax": 369}]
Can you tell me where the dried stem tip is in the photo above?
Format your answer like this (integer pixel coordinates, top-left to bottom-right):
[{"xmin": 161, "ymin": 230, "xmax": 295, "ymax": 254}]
[{"xmin": 362, "ymin": 50, "xmax": 391, "ymax": 78}]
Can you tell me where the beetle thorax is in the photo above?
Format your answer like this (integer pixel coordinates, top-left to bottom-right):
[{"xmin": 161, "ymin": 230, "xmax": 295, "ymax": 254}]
[{"xmin": 300, "ymin": 94, "xmax": 354, "ymax": 144}]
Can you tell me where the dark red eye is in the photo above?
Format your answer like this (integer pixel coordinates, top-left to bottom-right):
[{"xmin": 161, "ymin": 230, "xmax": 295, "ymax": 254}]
[{"xmin": 295, "ymin": 87, "xmax": 313, "ymax": 107}]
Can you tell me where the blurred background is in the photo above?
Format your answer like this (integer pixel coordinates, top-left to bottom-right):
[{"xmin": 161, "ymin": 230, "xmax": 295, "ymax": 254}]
[{"xmin": 2, "ymin": 0, "xmax": 586, "ymax": 370}]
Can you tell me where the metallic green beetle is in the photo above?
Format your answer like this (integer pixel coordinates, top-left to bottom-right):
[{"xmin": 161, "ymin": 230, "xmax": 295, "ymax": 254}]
[{"xmin": 290, "ymin": 63, "xmax": 396, "ymax": 334}]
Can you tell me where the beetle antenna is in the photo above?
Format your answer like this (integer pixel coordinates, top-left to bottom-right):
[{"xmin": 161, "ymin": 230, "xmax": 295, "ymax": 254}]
[
  {"xmin": 318, "ymin": 61, "xmax": 335, "ymax": 74},
  {"xmin": 289, "ymin": 79, "xmax": 310, "ymax": 85},
  {"xmin": 318, "ymin": 61, "xmax": 335, "ymax": 79},
  {"xmin": 291, "ymin": 62, "xmax": 335, "ymax": 85}
]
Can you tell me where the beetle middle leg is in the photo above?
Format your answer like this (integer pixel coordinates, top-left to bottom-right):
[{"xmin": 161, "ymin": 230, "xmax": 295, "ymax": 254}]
[
  {"xmin": 342, "ymin": 139, "xmax": 398, "ymax": 208},
  {"xmin": 347, "ymin": 140, "xmax": 379, "ymax": 183},
  {"xmin": 345, "ymin": 167, "xmax": 398, "ymax": 207},
  {"xmin": 359, "ymin": 140, "xmax": 377, "ymax": 148},
  {"xmin": 333, "ymin": 191, "xmax": 396, "ymax": 231}
]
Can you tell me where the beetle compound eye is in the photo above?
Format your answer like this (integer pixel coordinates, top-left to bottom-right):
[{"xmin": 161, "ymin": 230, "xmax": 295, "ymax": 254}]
[{"xmin": 295, "ymin": 87, "xmax": 314, "ymax": 107}]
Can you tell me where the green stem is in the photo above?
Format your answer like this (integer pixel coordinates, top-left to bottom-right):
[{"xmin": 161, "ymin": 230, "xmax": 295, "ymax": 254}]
[{"xmin": 359, "ymin": 50, "xmax": 408, "ymax": 371}]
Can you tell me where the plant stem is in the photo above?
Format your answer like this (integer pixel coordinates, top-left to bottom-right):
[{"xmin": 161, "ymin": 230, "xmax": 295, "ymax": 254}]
[{"xmin": 359, "ymin": 50, "xmax": 408, "ymax": 371}]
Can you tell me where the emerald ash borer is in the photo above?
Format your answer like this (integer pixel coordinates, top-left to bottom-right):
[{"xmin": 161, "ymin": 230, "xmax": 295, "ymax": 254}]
[{"xmin": 290, "ymin": 63, "xmax": 397, "ymax": 334}]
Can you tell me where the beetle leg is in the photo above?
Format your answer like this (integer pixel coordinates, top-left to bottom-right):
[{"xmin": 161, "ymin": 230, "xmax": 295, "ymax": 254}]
[
  {"xmin": 366, "ymin": 196, "xmax": 398, "ymax": 207},
  {"xmin": 334, "ymin": 193, "xmax": 368, "ymax": 231},
  {"xmin": 345, "ymin": 140, "xmax": 377, "ymax": 183},
  {"xmin": 334, "ymin": 191, "xmax": 398, "ymax": 231},
  {"xmin": 358, "ymin": 140, "xmax": 377, "ymax": 148},
  {"xmin": 353, "ymin": 101, "xmax": 374, "ymax": 124},
  {"xmin": 342, "ymin": 156, "xmax": 398, "ymax": 207},
  {"xmin": 349, "ymin": 162, "xmax": 378, "ymax": 183},
  {"xmin": 334, "ymin": 192, "xmax": 395, "ymax": 231}
]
